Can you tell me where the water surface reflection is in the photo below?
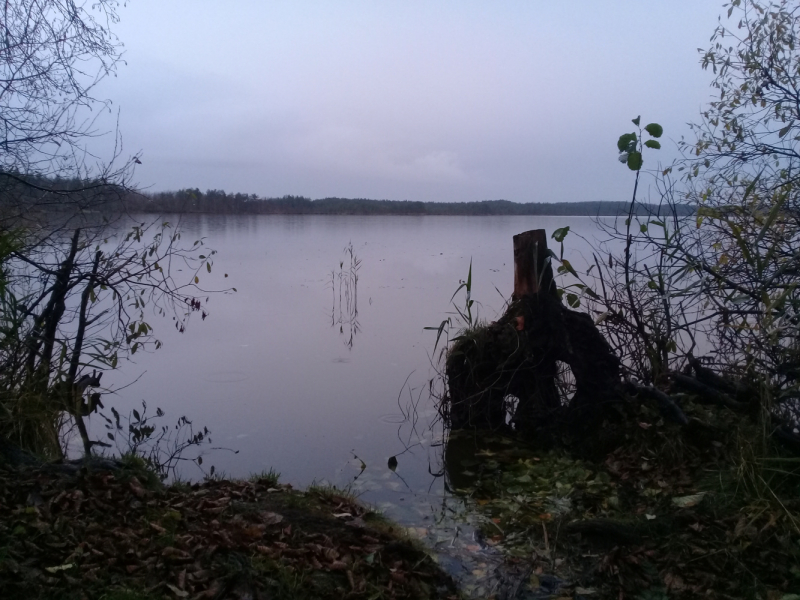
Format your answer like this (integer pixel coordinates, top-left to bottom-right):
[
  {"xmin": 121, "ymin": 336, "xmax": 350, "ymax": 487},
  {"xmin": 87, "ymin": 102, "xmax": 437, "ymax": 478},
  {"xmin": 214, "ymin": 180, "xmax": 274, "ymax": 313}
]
[{"xmin": 96, "ymin": 214, "xmax": 608, "ymax": 539}]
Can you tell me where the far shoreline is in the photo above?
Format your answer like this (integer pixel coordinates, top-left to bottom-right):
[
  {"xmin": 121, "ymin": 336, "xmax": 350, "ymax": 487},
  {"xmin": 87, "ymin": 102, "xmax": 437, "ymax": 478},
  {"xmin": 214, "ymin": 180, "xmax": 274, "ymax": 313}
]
[{"xmin": 121, "ymin": 191, "xmax": 693, "ymax": 218}]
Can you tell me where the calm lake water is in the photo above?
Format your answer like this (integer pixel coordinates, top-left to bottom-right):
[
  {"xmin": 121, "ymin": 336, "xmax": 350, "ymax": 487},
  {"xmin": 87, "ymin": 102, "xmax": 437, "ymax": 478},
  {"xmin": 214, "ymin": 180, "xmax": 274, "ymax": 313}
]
[{"xmin": 96, "ymin": 214, "xmax": 614, "ymax": 553}]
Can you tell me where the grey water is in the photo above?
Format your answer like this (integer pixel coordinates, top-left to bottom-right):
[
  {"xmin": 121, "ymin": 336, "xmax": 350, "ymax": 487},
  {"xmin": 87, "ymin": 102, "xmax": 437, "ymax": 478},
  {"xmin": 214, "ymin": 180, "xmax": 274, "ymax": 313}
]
[
  {"xmin": 97, "ymin": 214, "xmax": 613, "ymax": 494},
  {"xmin": 94, "ymin": 213, "xmax": 615, "ymax": 589}
]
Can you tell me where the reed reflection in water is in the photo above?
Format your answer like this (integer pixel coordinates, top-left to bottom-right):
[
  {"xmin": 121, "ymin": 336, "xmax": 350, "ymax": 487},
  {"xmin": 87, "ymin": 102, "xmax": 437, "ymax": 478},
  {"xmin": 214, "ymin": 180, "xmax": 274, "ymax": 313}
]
[{"xmin": 329, "ymin": 242, "xmax": 362, "ymax": 350}]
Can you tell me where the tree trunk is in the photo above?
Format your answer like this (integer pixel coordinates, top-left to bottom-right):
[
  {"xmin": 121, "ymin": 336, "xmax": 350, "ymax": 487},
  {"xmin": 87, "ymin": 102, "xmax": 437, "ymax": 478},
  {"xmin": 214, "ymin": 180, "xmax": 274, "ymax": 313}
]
[{"xmin": 26, "ymin": 228, "xmax": 81, "ymax": 393}]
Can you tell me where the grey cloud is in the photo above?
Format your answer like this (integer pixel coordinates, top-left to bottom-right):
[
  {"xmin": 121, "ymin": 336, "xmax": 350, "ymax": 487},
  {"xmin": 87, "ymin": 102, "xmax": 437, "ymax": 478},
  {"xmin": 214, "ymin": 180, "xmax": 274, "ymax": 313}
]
[{"xmin": 91, "ymin": 0, "xmax": 724, "ymax": 202}]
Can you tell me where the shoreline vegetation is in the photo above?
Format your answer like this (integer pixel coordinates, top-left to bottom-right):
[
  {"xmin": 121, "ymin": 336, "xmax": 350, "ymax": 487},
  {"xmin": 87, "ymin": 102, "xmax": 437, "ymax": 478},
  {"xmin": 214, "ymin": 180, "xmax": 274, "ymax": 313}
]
[
  {"xmin": 0, "ymin": 173, "xmax": 693, "ymax": 217},
  {"xmin": 122, "ymin": 191, "xmax": 695, "ymax": 217}
]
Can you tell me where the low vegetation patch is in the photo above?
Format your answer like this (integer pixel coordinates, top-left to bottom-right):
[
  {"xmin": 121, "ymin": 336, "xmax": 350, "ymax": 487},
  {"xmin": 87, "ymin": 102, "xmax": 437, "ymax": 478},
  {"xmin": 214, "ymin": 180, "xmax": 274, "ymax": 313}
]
[
  {"xmin": 443, "ymin": 399, "xmax": 800, "ymax": 598},
  {"xmin": 0, "ymin": 460, "xmax": 457, "ymax": 600}
]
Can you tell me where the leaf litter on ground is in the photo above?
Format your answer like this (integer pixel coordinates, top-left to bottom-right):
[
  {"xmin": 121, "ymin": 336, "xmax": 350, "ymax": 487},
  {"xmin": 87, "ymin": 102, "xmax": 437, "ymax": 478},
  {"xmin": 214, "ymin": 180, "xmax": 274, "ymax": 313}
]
[
  {"xmin": 439, "ymin": 407, "xmax": 800, "ymax": 599},
  {"xmin": 0, "ymin": 460, "xmax": 458, "ymax": 600}
]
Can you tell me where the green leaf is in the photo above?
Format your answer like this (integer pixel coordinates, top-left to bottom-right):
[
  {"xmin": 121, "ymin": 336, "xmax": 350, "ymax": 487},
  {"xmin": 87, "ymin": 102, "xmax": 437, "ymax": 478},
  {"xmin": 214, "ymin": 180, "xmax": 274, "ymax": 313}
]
[
  {"xmin": 779, "ymin": 124, "xmax": 791, "ymax": 138},
  {"xmin": 552, "ymin": 226, "xmax": 570, "ymax": 242},
  {"xmin": 566, "ymin": 293, "xmax": 580, "ymax": 308},
  {"xmin": 756, "ymin": 192, "xmax": 787, "ymax": 246},
  {"xmin": 728, "ymin": 221, "xmax": 753, "ymax": 265},
  {"xmin": 640, "ymin": 223, "xmax": 648, "ymax": 233},
  {"xmin": 644, "ymin": 140, "xmax": 661, "ymax": 150},
  {"xmin": 560, "ymin": 259, "xmax": 578, "ymax": 277},
  {"xmin": 449, "ymin": 282, "xmax": 467, "ymax": 304},
  {"xmin": 206, "ymin": 262, "xmax": 211, "ymax": 273},
  {"xmin": 632, "ymin": 116, "xmax": 641, "ymax": 126},
  {"xmin": 425, "ymin": 318, "xmax": 451, "ymax": 353},
  {"xmin": 617, "ymin": 132, "xmax": 637, "ymax": 152},
  {"xmin": 583, "ymin": 286, "xmax": 600, "ymax": 300},
  {"xmin": 644, "ymin": 123, "xmax": 663, "ymax": 138},
  {"xmin": 627, "ymin": 151, "xmax": 643, "ymax": 171}
]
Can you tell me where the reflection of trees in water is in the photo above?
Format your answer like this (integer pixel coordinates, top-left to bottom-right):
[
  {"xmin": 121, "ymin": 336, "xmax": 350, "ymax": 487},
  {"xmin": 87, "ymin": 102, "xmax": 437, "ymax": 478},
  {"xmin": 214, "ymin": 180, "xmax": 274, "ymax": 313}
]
[{"xmin": 330, "ymin": 242, "xmax": 361, "ymax": 349}]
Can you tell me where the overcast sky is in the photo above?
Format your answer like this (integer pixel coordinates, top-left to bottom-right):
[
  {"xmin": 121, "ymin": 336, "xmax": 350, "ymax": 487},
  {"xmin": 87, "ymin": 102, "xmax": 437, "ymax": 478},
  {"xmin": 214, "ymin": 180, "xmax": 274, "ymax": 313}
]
[{"xmin": 93, "ymin": 1, "xmax": 726, "ymax": 203}]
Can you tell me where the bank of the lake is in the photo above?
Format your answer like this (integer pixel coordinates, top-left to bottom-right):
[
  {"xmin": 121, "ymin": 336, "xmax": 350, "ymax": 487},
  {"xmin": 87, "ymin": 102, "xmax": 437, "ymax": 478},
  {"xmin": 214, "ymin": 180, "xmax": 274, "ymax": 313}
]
[
  {"xmin": 0, "ymin": 456, "xmax": 459, "ymax": 600},
  {"xmin": 5, "ymin": 387, "xmax": 799, "ymax": 600}
]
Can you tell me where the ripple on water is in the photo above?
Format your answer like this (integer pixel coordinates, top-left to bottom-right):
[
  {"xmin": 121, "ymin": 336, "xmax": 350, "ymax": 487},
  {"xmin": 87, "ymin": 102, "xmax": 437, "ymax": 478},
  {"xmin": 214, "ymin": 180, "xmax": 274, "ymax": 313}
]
[{"xmin": 377, "ymin": 414, "xmax": 406, "ymax": 425}]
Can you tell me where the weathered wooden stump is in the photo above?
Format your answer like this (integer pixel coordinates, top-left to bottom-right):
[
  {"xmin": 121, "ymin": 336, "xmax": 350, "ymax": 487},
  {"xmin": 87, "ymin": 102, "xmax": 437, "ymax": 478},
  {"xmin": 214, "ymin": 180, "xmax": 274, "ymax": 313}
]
[
  {"xmin": 444, "ymin": 229, "xmax": 622, "ymax": 439},
  {"xmin": 512, "ymin": 229, "xmax": 557, "ymax": 299}
]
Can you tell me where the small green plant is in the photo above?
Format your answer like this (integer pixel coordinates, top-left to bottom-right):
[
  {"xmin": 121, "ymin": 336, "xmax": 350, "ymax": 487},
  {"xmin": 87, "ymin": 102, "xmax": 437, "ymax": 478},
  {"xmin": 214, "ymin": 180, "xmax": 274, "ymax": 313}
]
[
  {"xmin": 250, "ymin": 468, "xmax": 280, "ymax": 487},
  {"xmin": 550, "ymin": 116, "xmax": 674, "ymax": 384},
  {"xmin": 103, "ymin": 401, "xmax": 217, "ymax": 481},
  {"xmin": 307, "ymin": 481, "xmax": 359, "ymax": 502},
  {"xmin": 425, "ymin": 258, "xmax": 476, "ymax": 354},
  {"xmin": 617, "ymin": 116, "xmax": 663, "ymax": 173}
]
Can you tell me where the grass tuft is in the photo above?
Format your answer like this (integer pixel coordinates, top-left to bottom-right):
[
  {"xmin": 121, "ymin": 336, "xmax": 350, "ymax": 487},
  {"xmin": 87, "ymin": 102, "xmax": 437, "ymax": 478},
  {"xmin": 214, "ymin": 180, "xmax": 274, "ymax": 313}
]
[{"xmin": 249, "ymin": 467, "xmax": 280, "ymax": 487}]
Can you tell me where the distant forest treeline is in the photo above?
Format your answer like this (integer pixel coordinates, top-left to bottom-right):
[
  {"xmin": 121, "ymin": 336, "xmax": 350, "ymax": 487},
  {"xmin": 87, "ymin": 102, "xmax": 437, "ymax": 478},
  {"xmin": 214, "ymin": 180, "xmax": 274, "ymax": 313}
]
[
  {"xmin": 121, "ymin": 188, "xmax": 693, "ymax": 216},
  {"xmin": 0, "ymin": 173, "xmax": 693, "ymax": 216}
]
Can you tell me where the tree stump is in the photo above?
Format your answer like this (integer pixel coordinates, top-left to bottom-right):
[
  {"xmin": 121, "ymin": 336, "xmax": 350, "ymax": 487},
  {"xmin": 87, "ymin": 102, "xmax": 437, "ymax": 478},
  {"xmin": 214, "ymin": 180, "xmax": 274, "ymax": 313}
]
[
  {"xmin": 512, "ymin": 229, "xmax": 557, "ymax": 300},
  {"xmin": 444, "ymin": 229, "xmax": 622, "ymax": 439}
]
